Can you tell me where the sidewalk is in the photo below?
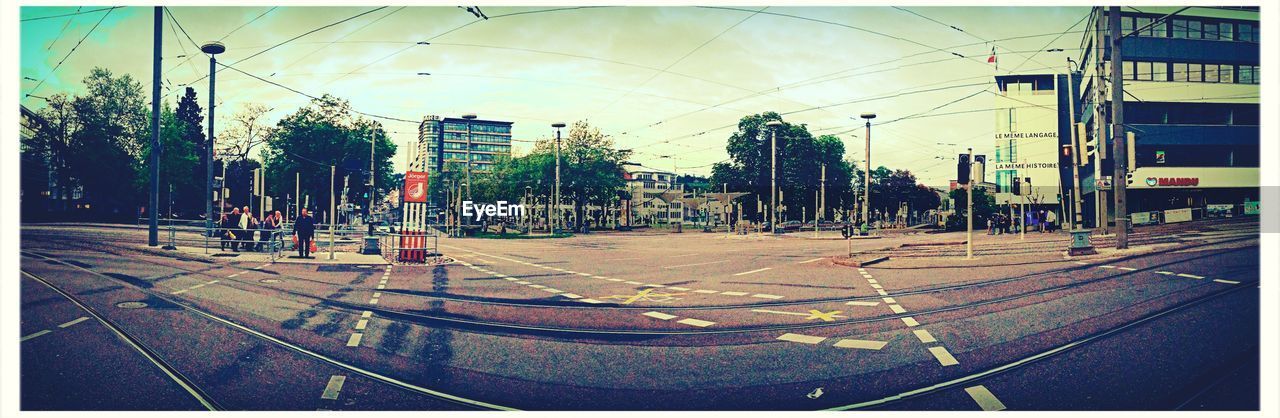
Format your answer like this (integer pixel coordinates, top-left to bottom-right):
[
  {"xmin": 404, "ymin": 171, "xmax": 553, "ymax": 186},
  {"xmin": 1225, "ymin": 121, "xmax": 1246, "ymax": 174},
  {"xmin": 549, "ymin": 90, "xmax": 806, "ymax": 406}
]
[{"xmin": 171, "ymin": 246, "xmax": 388, "ymax": 265}]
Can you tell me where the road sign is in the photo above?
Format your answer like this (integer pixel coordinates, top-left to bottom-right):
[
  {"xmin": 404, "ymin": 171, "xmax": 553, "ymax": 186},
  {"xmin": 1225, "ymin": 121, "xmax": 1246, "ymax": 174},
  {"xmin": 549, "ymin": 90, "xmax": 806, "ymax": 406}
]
[{"xmin": 404, "ymin": 171, "xmax": 429, "ymax": 203}]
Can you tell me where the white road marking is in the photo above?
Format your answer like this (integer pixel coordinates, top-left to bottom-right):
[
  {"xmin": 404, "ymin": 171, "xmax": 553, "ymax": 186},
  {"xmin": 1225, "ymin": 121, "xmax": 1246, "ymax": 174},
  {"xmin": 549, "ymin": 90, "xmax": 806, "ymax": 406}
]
[
  {"xmin": 720, "ymin": 291, "xmax": 749, "ymax": 296},
  {"xmin": 1214, "ymin": 279, "xmax": 1241, "ymax": 284},
  {"xmin": 876, "ymin": 289, "xmax": 889, "ymax": 296},
  {"xmin": 171, "ymin": 289, "xmax": 189, "ymax": 295},
  {"xmin": 1177, "ymin": 273, "xmax": 1205, "ymax": 279},
  {"xmin": 668, "ymin": 287, "xmax": 692, "ymax": 291},
  {"xmin": 21, "ymin": 330, "xmax": 51, "ymax": 342},
  {"xmin": 607, "ymin": 278, "xmax": 625, "ymax": 282},
  {"xmin": 669, "ymin": 253, "xmax": 701, "ymax": 258},
  {"xmin": 1156, "ymin": 271, "xmax": 1175, "ymax": 275},
  {"xmin": 913, "ymin": 329, "xmax": 937, "ymax": 343},
  {"xmin": 677, "ymin": 318, "xmax": 715, "ymax": 327},
  {"xmin": 867, "ymin": 279, "xmax": 878, "ymax": 284},
  {"xmin": 929, "ymin": 346, "xmax": 959, "ymax": 366},
  {"xmin": 354, "ymin": 320, "xmax": 368, "ymax": 330},
  {"xmin": 376, "ymin": 285, "xmax": 385, "ymax": 289},
  {"xmin": 845, "ymin": 301, "xmax": 880, "ymax": 306},
  {"xmin": 751, "ymin": 294, "xmax": 784, "ymax": 300},
  {"xmin": 541, "ymin": 288, "xmax": 563, "ymax": 293},
  {"xmin": 881, "ymin": 297, "xmax": 896, "ymax": 304},
  {"xmin": 901, "ymin": 317, "xmax": 920, "ymax": 327},
  {"xmin": 592, "ymin": 275, "xmax": 608, "ymax": 279},
  {"xmin": 1099, "ymin": 265, "xmax": 1117, "ymax": 269},
  {"xmin": 799, "ymin": 258, "xmax": 824, "ymax": 264},
  {"xmin": 832, "ymin": 339, "xmax": 888, "ymax": 350},
  {"xmin": 579, "ymin": 299, "xmax": 604, "ymax": 304},
  {"xmin": 346, "ymin": 333, "xmax": 363, "ymax": 347},
  {"xmin": 320, "ymin": 375, "xmax": 347, "ymax": 400},
  {"xmin": 368, "ymin": 298, "xmax": 379, "ymax": 305},
  {"xmin": 361, "ymin": 311, "xmax": 372, "ymax": 318},
  {"xmin": 516, "ymin": 281, "xmax": 532, "ymax": 285},
  {"xmin": 528, "ymin": 284, "xmax": 547, "ymax": 289},
  {"xmin": 964, "ymin": 385, "xmax": 1007, "ymax": 411},
  {"xmin": 777, "ymin": 333, "xmax": 827, "ymax": 344},
  {"xmin": 870, "ymin": 284, "xmax": 883, "ymax": 289},
  {"xmin": 624, "ymin": 281, "xmax": 643, "ymax": 285},
  {"xmin": 733, "ymin": 267, "xmax": 772, "ymax": 276},
  {"xmin": 561, "ymin": 293, "xmax": 583, "ymax": 299},
  {"xmin": 641, "ymin": 284, "xmax": 667, "ymax": 288},
  {"xmin": 1073, "ymin": 261, "xmax": 1089, "ymax": 265},
  {"xmin": 207, "ymin": 280, "xmax": 219, "ymax": 284},
  {"xmin": 228, "ymin": 272, "xmax": 242, "ymax": 278},
  {"xmin": 693, "ymin": 289, "xmax": 719, "ymax": 294},
  {"xmin": 577, "ymin": 272, "xmax": 592, "ymax": 277},
  {"xmin": 504, "ymin": 277, "xmax": 518, "ymax": 281},
  {"xmin": 642, "ymin": 312, "xmax": 677, "ymax": 320},
  {"xmin": 888, "ymin": 305, "xmax": 907, "ymax": 314},
  {"xmin": 58, "ymin": 317, "xmax": 90, "ymax": 328},
  {"xmin": 1118, "ymin": 267, "xmax": 1137, "ymax": 271},
  {"xmin": 664, "ymin": 260, "xmax": 730, "ymax": 269}
]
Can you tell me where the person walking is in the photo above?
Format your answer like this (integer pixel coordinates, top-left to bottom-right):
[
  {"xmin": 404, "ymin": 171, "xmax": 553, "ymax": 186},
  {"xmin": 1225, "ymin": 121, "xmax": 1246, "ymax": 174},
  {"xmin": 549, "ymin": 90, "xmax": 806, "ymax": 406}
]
[
  {"xmin": 1045, "ymin": 210, "xmax": 1058, "ymax": 232},
  {"xmin": 229, "ymin": 207, "xmax": 243, "ymax": 252},
  {"xmin": 293, "ymin": 208, "xmax": 317, "ymax": 258},
  {"xmin": 987, "ymin": 217, "xmax": 995, "ymax": 235},
  {"xmin": 236, "ymin": 206, "xmax": 250, "ymax": 251},
  {"xmin": 219, "ymin": 213, "xmax": 234, "ymax": 251}
]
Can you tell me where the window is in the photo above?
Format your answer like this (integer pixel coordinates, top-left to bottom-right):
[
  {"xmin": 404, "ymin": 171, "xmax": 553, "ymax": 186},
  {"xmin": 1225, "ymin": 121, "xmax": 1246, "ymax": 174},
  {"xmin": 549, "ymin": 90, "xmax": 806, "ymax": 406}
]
[
  {"xmin": 1137, "ymin": 61, "xmax": 1153, "ymax": 81},
  {"xmin": 1153, "ymin": 61, "xmax": 1167, "ymax": 81},
  {"xmin": 1136, "ymin": 17, "xmax": 1153, "ymax": 36},
  {"xmin": 1239, "ymin": 23, "xmax": 1257, "ymax": 42},
  {"xmin": 1239, "ymin": 65, "xmax": 1258, "ymax": 84},
  {"xmin": 1188, "ymin": 63, "xmax": 1203, "ymax": 82},
  {"xmin": 1123, "ymin": 60, "xmax": 1136, "ymax": 80},
  {"xmin": 1172, "ymin": 19, "xmax": 1189, "ymax": 38},
  {"xmin": 1188, "ymin": 20, "xmax": 1202, "ymax": 39},
  {"xmin": 1204, "ymin": 22, "xmax": 1218, "ymax": 40},
  {"xmin": 1220, "ymin": 65, "xmax": 1234, "ymax": 83},
  {"xmin": 1220, "ymin": 22, "xmax": 1234, "ymax": 40},
  {"xmin": 1121, "ymin": 16, "xmax": 1134, "ymax": 34},
  {"xmin": 1172, "ymin": 63, "xmax": 1188, "ymax": 81},
  {"xmin": 1204, "ymin": 64, "xmax": 1219, "ymax": 82}
]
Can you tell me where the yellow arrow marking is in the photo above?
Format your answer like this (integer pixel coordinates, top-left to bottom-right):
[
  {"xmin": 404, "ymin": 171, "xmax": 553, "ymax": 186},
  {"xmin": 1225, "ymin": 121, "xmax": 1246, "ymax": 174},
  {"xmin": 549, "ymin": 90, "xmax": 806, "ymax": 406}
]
[{"xmin": 752, "ymin": 309, "xmax": 846, "ymax": 322}]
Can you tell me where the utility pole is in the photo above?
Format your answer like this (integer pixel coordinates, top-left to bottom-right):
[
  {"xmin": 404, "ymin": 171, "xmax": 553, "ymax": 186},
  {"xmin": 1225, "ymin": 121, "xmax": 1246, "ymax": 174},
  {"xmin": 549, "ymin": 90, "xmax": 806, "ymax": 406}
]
[
  {"xmin": 552, "ymin": 122, "xmax": 566, "ymax": 234},
  {"xmin": 966, "ymin": 147, "xmax": 974, "ymax": 259},
  {"xmin": 328, "ymin": 165, "xmax": 335, "ymax": 260},
  {"xmin": 148, "ymin": 6, "xmax": 161, "ymax": 246},
  {"xmin": 766, "ymin": 120, "xmax": 782, "ymax": 234},
  {"xmin": 1066, "ymin": 60, "xmax": 1085, "ymax": 231},
  {"xmin": 369, "ymin": 131, "xmax": 376, "ymax": 226},
  {"xmin": 820, "ymin": 164, "xmax": 826, "ymax": 223},
  {"xmin": 1094, "ymin": 8, "xmax": 1109, "ymax": 234},
  {"xmin": 860, "ymin": 113, "xmax": 876, "ymax": 232},
  {"xmin": 1109, "ymin": 6, "xmax": 1129, "ymax": 249},
  {"xmin": 295, "ymin": 171, "xmax": 300, "ymax": 222}
]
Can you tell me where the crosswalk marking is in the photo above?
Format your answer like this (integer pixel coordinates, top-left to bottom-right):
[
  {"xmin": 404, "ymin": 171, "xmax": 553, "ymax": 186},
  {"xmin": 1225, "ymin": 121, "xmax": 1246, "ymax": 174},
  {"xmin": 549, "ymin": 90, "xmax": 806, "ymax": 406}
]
[
  {"xmin": 913, "ymin": 329, "xmax": 937, "ymax": 343},
  {"xmin": 58, "ymin": 317, "xmax": 90, "ymax": 328},
  {"xmin": 320, "ymin": 375, "xmax": 347, "ymax": 400},
  {"xmin": 677, "ymin": 318, "xmax": 715, "ymax": 327},
  {"xmin": 964, "ymin": 385, "xmax": 1007, "ymax": 411},
  {"xmin": 846, "ymin": 301, "xmax": 880, "ymax": 306},
  {"xmin": 642, "ymin": 312, "xmax": 678, "ymax": 320},
  {"xmin": 832, "ymin": 339, "xmax": 888, "ymax": 350},
  {"xmin": 929, "ymin": 346, "xmax": 959, "ymax": 366},
  {"xmin": 777, "ymin": 333, "xmax": 826, "ymax": 344}
]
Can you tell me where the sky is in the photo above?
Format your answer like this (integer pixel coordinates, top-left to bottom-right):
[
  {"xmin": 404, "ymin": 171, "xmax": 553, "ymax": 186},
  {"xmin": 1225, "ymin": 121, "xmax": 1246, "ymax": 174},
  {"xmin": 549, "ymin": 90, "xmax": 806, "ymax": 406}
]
[{"xmin": 18, "ymin": 5, "xmax": 1089, "ymax": 187}]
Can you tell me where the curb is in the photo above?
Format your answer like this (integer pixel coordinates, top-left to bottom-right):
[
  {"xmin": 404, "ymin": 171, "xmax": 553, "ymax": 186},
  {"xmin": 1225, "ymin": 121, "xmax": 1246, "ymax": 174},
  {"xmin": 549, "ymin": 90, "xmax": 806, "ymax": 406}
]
[{"xmin": 831, "ymin": 255, "xmax": 890, "ymax": 267}]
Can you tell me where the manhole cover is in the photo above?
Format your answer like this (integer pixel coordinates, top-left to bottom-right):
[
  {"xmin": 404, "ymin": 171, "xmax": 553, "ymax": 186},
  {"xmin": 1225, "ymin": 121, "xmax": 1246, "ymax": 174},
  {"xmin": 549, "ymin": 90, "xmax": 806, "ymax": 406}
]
[
  {"xmin": 116, "ymin": 301, "xmax": 148, "ymax": 309},
  {"xmin": 260, "ymin": 278, "xmax": 282, "ymax": 284}
]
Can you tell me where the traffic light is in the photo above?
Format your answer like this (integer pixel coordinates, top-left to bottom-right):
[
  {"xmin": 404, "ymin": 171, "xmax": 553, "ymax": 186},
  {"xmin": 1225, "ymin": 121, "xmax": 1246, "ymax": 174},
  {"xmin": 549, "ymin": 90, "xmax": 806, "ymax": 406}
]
[
  {"xmin": 972, "ymin": 155, "xmax": 986, "ymax": 184},
  {"xmin": 1011, "ymin": 176, "xmax": 1022, "ymax": 196},
  {"xmin": 957, "ymin": 154, "xmax": 971, "ymax": 185},
  {"xmin": 1022, "ymin": 177, "xmax": 1032, "ymax": 196}
]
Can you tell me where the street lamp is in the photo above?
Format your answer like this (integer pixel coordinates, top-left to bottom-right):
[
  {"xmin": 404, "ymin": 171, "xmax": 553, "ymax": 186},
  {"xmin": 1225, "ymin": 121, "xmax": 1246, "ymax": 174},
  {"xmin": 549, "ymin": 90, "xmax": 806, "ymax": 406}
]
[
  {"xmin": 860, "ymin": 112, "xmax": 876, "ymax": 231},
  {"xmin": 765, "ymin": 120, "xmax": 782, "ymax": 234},
  {"xmin": 201, "ymin": 41, "xmax": 225, "ymax": 237},
  {"xmin": 552, "ymin": 122, "xmax": 566, "ymax": 234}
]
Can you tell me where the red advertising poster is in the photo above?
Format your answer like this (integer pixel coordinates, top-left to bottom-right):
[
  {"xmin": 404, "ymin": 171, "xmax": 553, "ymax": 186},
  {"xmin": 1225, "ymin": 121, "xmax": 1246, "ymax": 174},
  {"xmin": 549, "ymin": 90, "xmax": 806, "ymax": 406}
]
[{"xmin": 404, "ymin": 171, "xmax": 429, "ymax": 203}]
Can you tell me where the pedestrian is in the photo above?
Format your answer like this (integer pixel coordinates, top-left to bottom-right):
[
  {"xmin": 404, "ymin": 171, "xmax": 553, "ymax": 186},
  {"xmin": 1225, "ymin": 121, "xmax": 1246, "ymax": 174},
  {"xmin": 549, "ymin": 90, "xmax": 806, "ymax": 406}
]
[
  {"xmin": 987, "ymin": 217, "xmax": 995, "ymax": 235},
  {"xmin": 257, "ymin": 212, "xmax": 276, "ymax": 252},
  {"xmin": 1046, "ymin": 210, "xmax": 1058, "ymax": 232},
  {"xmin": 293, "ymin": 208, "xmax": 317, "ymax": 258},
  {"xmin": 229, "ymin": 207, "xmax": 243, "ymax": 252},
  {"xmin": 218, "ymin": 213, "xmax": 234, "ymax": 251},
  {"xmin": 236, "ymin": 206, "xmax": 251, "ymax": 251}
]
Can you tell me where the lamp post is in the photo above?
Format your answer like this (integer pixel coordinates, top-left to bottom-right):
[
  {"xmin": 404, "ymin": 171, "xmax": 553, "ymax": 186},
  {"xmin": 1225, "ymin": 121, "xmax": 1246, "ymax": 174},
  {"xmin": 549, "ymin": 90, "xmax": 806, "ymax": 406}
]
[
  {"xmin": 200, "ymin": 41, "xmax": 225, "ymax": 238},
  {"xmin": 148, "ymin": 7, "xmax": 162, "ymax": 247},
  {"xmin": 860, "ymin": 112, "xmax": 877, "ymax": 232},
  {"xmin": 552, "ymin": 122, "xmax": 566, "ymax": 234},
  {"xmin": 765, "ymin": 120, "xmax": 782, "ymax": 234}
]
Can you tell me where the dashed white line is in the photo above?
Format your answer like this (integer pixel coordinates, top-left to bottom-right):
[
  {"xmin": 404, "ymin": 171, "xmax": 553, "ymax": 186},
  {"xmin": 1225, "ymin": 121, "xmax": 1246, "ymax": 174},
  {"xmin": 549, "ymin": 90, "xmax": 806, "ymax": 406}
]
[
  {"xmin": 346, "ymin": 333, "xmax": 363, "ymax": 347},
  {"xmin": 733, "ymin": 267, "xmax": 772, "ymax": 276},
  {"xmin": 846, "ymin": 301, "xmax": 880, "ymax": 306},
  {"xmin": 832, "ymin": 339, "xmax": 888, "ymax": 350},
  {"xmin": 720, "ymin": 291, "xmax": 749, "ymax": 296},
  {"xmin": 888, "ymin": 305, "xmax": 907, "ymax": 314},
  {"xmin": 677, "ymin": 318, "xmax": 715, "ymax": 327},
  {"xmin": 668, "ymin": 287, "xmax": 692, "ymax": 291},
  {"xmin": 642, "ymin": 312, "xmax": 678, "ymax": 320},
  {"xmin": 1214, "ymin": 279, "xmax": 1241, "ymax": 284},
  {"xmin": 964, "ymin": 385, "xmax": 1006, "ymax": 411},
  {"xmin": 1156, "ymin": 271, "xmax": 1175, "ymax": 275},
  {"xmin": 913, "ymin": 329, "xmax": 937, "ymax": 343},
  {"xmin": 1099, "ymin": 265, "xmax": 1117, "ymax": 269},
  {"xmin": 799, "ymin": 258, "xmax": 824, "ymax": 264},
  {"xmin": 58, "ymin": 317, "xmax": 90, "ymax": 328},
  {"xmin": 777, "ymin": 333, "xmax": 827, "ymax": 344},
  {"xmin": 354, "ymin": 320, "xmax": 368, "ymax": 330},
  {"xmin": 928, "ymin": 346, "xmax": 959, "ymax": 366},
  {"xmin": 20, "ymin": 330, "xmax": 51, "ymax": 342},
  {"xmin": 881, "ymin": 297, "xmax": 896, "ymax": 304},
  {"xmin": 320, "ymin": 375, "xmax": 347, "ymax": 400},
  {"xmin": 751, "ymin": 294, "xmax": 784, "ymax": 300},
  {"xmin": 693, "ymin": 289, "xmax": 719, "ymax": 294},
  {"xmin": 1177, "ymin": 273, "xmax": 1205, "ymax": 279},
  {"xmin": 560, "ymin": 293, "xmax": 583, "ymax": 299},
  {"xmin": 901, "ymin": 317, "xmax": 920, "ymax": 327},
  {"xmin": 1118, "ymin": 267, "xmax": 1137, "ymax": 271}
]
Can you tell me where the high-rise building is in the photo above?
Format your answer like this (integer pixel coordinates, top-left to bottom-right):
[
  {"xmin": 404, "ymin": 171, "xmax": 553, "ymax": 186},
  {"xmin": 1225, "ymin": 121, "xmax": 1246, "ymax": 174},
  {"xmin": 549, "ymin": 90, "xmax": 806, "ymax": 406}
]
[
  {"xmin": 416, "ymin": 115, "xmax": 514, "ymax": 175},
  {"xmin": 1075, "ymin": 6, "xmax": 1259, "ymax": 223}
]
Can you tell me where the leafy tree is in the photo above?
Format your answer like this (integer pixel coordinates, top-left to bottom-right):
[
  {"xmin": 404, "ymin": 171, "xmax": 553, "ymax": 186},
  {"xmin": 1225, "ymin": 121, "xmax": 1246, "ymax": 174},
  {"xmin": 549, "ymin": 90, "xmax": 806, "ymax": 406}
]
[
  {"xmin": 260, "ymin": 95, "xmax": 396, "ymax": 219},
  {"xmin": 135, "ymin": 104, "xmax": 200, "ymax": 217},
  {"xmin": 711, "ymin": 112, "xmax": 854, "ymax": 221},
  {"xmin": 175, "ymin": 87, "xmax": 205, "ymax": 215},
  {"xmin": 528, "ymin": 121, "xmax": 630, "ymax": 226},
  {"xmin": 65, "ymin": 68, "xmax": 148, "ymax": 219},
  {"xmin": 947, "ymin": 186, "xmax": 997, "ymax": 231}
]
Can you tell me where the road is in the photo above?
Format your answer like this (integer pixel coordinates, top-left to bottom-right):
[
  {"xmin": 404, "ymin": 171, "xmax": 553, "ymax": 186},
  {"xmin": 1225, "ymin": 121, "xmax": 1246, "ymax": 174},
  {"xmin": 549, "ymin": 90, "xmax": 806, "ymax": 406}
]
[{"xmin": 18, "ymin": 218, "xmax": 1260, "ymax": 410}]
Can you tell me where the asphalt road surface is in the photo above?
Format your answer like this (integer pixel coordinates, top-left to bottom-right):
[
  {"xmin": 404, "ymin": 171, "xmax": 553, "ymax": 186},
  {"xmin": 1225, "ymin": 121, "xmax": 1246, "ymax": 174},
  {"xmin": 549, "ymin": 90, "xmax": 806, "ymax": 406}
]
[{"xmin": 18, "ymin": 219, "xmax": 1260, "ymax": 410}]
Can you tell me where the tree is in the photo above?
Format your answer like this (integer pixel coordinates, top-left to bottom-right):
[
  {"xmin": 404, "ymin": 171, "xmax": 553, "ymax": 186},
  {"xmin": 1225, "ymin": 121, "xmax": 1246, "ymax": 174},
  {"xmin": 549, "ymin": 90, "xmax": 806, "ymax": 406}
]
[
  {"xmin": 947, "ymin": 186, "xmax": 997, "ymax": 231},
  {"xmin": 66, "ymin": 67, "xmax": 148, "ymax": 219},
  {"xmin": 175, "ymin": 87, "xmax": 206, "ymax": 215},
  {"xmin": 529, "ymin": 121, "xmax": 630, "ymax": 227},
  {"xmin": 260, "ymin": 95, "xmax": 396, "ymax": 220},
  {"xmin": 24, "ymin": 94, "xmax": 80, "ymax": 218},
  {"xmin": 135, "ymin": 104, "xmax": 200, "ymax": 217},
  {"xmin": 712, "ymin": 112, "xmax": 854, "ymax": 221},
  {"xmin": 219, "ymin": 103, "xmax": 273, "ymax": 161}
]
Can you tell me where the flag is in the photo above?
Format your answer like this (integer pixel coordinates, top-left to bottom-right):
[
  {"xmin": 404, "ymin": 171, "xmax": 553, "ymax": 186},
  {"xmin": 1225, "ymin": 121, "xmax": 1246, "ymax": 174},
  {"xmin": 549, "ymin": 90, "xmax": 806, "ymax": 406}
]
[{"xmin": 987, "ymin": 46, "xmax": 997, "ymax": 70}]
